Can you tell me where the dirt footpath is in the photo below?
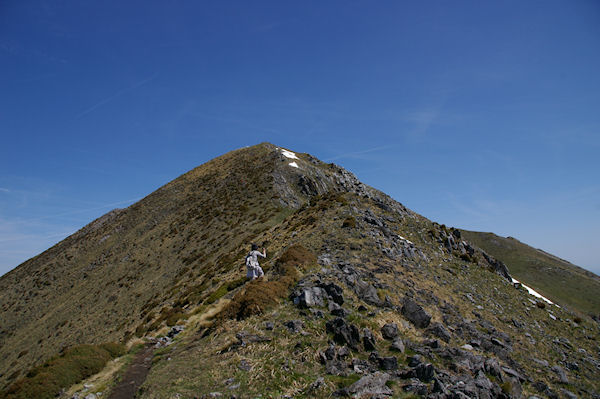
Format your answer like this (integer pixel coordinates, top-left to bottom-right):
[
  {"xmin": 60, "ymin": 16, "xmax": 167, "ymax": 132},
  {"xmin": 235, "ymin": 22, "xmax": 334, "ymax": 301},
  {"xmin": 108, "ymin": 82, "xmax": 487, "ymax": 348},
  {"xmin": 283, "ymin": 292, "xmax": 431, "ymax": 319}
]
[{"xmin": 107, "ymin": 344, "xmax": 155, "ymax": 399}]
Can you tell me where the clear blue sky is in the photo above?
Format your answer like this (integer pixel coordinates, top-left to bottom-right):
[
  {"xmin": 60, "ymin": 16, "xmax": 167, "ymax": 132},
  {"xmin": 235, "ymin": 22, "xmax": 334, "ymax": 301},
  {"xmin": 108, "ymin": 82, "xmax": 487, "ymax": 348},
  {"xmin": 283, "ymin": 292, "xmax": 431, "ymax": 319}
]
[{"xmin": 1, "ymin": 1, "xmax": 599, "ymax": 277}]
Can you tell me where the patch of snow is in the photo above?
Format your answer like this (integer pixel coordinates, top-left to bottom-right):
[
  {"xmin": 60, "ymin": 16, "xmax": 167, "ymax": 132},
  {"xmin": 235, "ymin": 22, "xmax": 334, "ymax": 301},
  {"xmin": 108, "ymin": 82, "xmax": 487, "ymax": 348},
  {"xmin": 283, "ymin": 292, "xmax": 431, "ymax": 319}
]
[
  {"xmin": 549, "ymin": 313, "xmax": 557, "ymax": 320},
  {"xmin": 397, "ymin": 235, "xmax": 414, "ymax": 245},
  {"xmin": 280, "ymin": 149, "xmax": 299, "ymax": 159},
  {"xmin": 288, "ymin": 162, "xmax": 299, "ymax": 168},
  {"xmin": 512, "ymin": 278, "xmax": 557, "ymax": 306}
]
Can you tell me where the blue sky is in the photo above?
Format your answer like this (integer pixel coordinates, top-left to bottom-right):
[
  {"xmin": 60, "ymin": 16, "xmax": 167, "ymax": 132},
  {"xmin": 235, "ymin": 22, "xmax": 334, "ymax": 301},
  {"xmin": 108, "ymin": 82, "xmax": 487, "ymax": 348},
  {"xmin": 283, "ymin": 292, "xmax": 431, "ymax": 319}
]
[{"xmin": 1, "ymin": 1, "xmax": 599, "ymax": 277}]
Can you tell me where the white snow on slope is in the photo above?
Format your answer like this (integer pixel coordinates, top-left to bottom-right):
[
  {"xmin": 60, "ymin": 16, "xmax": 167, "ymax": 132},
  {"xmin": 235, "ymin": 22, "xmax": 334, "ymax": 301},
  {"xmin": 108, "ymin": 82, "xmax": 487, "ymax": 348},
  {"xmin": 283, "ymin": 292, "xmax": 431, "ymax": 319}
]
[
  {"xmin": 398, "ymin": 235, "xmax": 414, "ymax": 245},
  {"xmin": 280, "ymin": 149, "xmax": 299, "ymax": 159},
  {"xmin": 289, "ymin": 162, "xmax": 299, "ymax": 168},
  {"xmin": 512, "ymin": 278, "xmax": 557, "ymax": 306}
]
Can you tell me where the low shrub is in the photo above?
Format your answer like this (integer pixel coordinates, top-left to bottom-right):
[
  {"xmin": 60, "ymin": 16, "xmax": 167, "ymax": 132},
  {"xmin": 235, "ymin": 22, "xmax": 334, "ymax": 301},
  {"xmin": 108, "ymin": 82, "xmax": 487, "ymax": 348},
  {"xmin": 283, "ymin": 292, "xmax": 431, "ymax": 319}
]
[
  {"xmin": 342, "ymin": 217, "xmax": 356, "ymax": 228},
  {"xmin": 166, "ymin": 312, "xmax": 187, "ymax": 327},
  {"xmin": 226, "ymin": 277, "xmax": 247, "ymax": 291},
  {"xmin": 459, "ymin": 252, "xmax": 477, "ymax": 263},
  {"xmin": 1, "ymin": 343, "xmax": 125, "ymax": 399},
  {"xmin": 98, "ymin": 342, "xmax": 126, "ymax": 358},
  {"xmin": 220, "ymin": 279, "xmax": 288, "ymax": 320},
  {"xmin": 156, "ymin": 306, "xmax": 187, "ymax": 327},
  {"xmin": 500, "ymin": 380, "xmax": 512, "ymax": 395},
  {"xmin": 205, "ymin": 285, "xmax": 229, "ymax": 304}
]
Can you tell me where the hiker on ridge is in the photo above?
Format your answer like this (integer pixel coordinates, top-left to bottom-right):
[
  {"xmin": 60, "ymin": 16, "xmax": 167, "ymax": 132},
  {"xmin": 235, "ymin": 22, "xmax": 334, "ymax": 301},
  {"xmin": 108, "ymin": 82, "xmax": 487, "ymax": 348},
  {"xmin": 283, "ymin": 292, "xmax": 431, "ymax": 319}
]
[{"xmin": 245, "ymin": 244, "xmax": 266, "ymax": 280}]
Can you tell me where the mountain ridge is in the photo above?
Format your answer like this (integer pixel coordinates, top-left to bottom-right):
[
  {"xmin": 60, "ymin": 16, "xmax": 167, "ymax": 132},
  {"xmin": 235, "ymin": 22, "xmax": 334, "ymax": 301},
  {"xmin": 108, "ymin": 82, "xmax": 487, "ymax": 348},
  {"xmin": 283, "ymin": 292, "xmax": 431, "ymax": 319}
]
[
  {"xmin": 461, "ymin": 230, "xmax": 600, "ymax": 317},
  {"xmin": 1, "ymin": 143, "xmax": 598, "ymax": 398}
]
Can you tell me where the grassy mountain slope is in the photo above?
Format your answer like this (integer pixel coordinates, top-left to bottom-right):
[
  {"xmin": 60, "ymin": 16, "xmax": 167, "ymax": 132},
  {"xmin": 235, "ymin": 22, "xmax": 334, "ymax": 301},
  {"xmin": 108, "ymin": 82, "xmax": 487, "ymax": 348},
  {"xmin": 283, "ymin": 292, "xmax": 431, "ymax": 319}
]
[
  {"xmin": 0, "ymin": 144, "xmax": 287, "ymax": 389},
  {"xmin": 461, "ymin": 230, "xmax": 600, "ymax": 316},
  {"xmin": 1, "ymin": 143, "xmax": 598, "ymax": 398}
]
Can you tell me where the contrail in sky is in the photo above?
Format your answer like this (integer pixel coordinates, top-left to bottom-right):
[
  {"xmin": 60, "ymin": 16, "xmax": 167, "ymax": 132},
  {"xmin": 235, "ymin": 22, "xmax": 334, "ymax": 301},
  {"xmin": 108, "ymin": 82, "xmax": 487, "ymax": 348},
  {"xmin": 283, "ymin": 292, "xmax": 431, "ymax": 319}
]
[{"xmin": 74, "ymin": 73, "xmax": 159, "ymax": 119}]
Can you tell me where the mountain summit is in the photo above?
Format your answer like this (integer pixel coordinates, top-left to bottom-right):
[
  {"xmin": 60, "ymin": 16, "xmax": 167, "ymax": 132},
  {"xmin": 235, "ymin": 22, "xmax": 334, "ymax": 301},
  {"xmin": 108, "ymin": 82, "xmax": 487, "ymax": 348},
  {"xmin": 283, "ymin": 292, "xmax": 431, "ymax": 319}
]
[{"xmin": 1, "ymin": 143, "xmax": 598, "ymax": 398}]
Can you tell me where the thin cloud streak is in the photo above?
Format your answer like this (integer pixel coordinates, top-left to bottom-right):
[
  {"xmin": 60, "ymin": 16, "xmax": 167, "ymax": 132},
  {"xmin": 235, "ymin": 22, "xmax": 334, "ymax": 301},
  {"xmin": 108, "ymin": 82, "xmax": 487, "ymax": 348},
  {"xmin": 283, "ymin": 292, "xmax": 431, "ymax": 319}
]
[
  {"xmin": 6, "ymin": 197, "xmax": 141, "ymax": 225},
  {"xmin": 324, "ymin": 145, "xmax": 394, "ymax": 162},
  {"xmin": 0, "ymin": 230, "xmax": 76, "ymax": 243},
  {"xmin": 74, "ymin": 73, "xmax": 159, "ymax": 119}
]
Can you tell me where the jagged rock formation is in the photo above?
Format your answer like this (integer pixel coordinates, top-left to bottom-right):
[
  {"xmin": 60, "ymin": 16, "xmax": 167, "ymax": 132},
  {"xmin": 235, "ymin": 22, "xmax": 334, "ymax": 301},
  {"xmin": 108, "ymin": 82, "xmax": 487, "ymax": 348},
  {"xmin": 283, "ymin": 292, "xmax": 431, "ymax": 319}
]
[{"xmin": 1, "ymin": 143, "xmax": 598, "ymax": 399}]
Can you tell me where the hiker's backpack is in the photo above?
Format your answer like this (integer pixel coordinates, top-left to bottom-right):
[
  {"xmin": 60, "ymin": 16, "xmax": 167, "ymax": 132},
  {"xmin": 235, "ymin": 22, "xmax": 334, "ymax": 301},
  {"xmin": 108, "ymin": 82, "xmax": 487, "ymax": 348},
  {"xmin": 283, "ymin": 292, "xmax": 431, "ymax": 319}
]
[{"xmin": 245, "ymin": 254, "xmax": 254, "ymax": 268}]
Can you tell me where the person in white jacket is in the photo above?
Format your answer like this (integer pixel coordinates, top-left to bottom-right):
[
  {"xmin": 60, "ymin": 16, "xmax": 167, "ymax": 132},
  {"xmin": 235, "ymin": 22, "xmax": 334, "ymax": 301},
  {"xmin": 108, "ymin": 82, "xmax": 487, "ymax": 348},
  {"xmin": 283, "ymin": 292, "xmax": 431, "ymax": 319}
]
[{"xmin": 245, "ymin": 243, "xmax": 266, "ymax": 280}]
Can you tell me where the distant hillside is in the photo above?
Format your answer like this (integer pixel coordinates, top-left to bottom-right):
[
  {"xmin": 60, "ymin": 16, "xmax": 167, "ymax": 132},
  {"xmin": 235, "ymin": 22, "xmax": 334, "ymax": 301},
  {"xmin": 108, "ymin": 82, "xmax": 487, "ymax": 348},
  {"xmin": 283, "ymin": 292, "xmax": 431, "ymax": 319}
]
[{"xmin": 461, "ymin": 230, "xmax": 600, "ymax": 316}]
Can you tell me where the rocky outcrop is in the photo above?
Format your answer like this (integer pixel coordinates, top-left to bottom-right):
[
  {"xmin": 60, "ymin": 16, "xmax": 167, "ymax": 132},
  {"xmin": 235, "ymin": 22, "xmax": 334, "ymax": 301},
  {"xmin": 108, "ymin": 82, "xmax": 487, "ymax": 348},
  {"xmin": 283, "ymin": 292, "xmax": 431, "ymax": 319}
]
[
  {"xmin": 326, "ymin": 317, "xmax": 361, "ymax": 350},
  {"xmin": 291, "ymin": 280, "xmax": 345, "ymax": 308},
  {"xmin": 401, "ymin": 297, "xmax": 431, "ymax": 328},
  {"xmin": 334, "ymin": 372, "xmax": 393, "ymax": 397}
]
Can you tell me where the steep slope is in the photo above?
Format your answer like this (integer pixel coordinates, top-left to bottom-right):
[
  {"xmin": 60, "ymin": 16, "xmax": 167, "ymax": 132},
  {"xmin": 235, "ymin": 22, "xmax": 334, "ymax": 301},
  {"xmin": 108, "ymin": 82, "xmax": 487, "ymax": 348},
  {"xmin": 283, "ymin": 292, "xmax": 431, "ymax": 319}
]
[
  {"xmin": 1, "ymin": 143, "xmax": 598, "ymax": 399},
  {"xmin": 461, "ymin": 230, "xmax": 600, "ymax": 316}
]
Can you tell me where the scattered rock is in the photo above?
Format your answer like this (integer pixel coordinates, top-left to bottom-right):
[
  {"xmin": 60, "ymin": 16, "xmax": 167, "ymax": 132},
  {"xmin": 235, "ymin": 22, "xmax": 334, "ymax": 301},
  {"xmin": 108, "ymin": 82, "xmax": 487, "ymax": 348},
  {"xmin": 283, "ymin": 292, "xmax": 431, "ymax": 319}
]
[
  {"xmin": 505, "ymin": 377, "xmax": 523, "ymax": 399},
  {"xmin": 293, "ymin": 287, "xmax": 326, "ymax": 308},
  {"xmin": 335, "ymin": 371, "xmax": 393, "ymax": 397},
  {"xmin": 427, "ymin": 322, "xmax": 451, "ymax": 343},
  {"xmin": 381, "ymin": 323, "xmax": 398, "ymax": 340},
  {"xmin": 379, "ymin": 356, "xmax": 398, "ymax": 371},
  {"xmin": 402, "ymin": 378, "xmax": 428, "ymax": 396},
  {"xmin": 390, "ymin": 338, "xmax": 405, "ymax": 353},
  {"xmin": 532, "ymin": 358, "xmax": 549, "ymax": 368},
  {"xmin": 407, "ymin": 355, "xmax": 422, "ymax": 367},
  {"xmin": 533, "ymin": 380, "xmax": 549, "ymax": 393},
  {"xmin": 354, "ymin": 279, "xmax": 383, "ymax": 306},
  {"xmin": 551, "ymin": 365, "xmax": 569, "ymax": 384},
  {"xmin": 502, "ymin": 366, "xmax": 526, "ymax": 383},
  {"xmin": 322, "ymin": 282, "xmax": 344, "ymax": 305},
  {"xmin": 474, "ymin": 370, "xmax": 493, "ymax": 390},
  {"xmin": 284, "ymin": 320, "xmax": 304, "ymax": 333},
  {"xmin": 432, "ymin": 377, "xmax": 449, "ymax": 395},
  {"xmin": 560, "ymin": 388, "xmax": 578, "ymax": 399},
  {"xmin": 484, "ymin": 358, "xmax": 502, "ymax": 378},
  {"xmin": 480, "ymin": 251, "xmax": 511, "ymax": 280},
  {"xmin": 235, "ymin": 331, "xmax": 271, "ymax": 347},
  {"xmin": 415, "ymin": 363, "xmax": 435, "ymax": 382},
  {"xmin": 351, "ymin": 358, "xmax": 376, "ymax": 374},
  {"xmin": 325, "ymin": 360, "xmax": 348, "ymax": 376},
  {"xmin": 331, "ymin": 307, "xmax": 349, "ymax": 318},
  {"xmin": 238, "ymin": 359, "xmax": 252, "ymax": 371},
  {"xmin": 306, "ymin": 376, "xmax": 325, "ymax": 393},
  {"xmin": 401, "ymin": 297, "xmax": 431, "ymax": 328},
  {"xmin": 153, "ymin": 336, "xmax": 173, "ymax": 348},
  {"xmin": 167, "ymin": 325, "xmax": 184, "ymax": 338},
  {"xmin": 326, "ymin": 317, "xmax": 361, "ymax": 350},
  {"xmin": 565, "ymin": 361, "xmax": 579, "ymax": 371},
  {"xmin": 423, "ymin": 339, "xmax": 440, "ymax": 349},
  {"xmin": 363, "ymin": 328, "xmax": 377, "ymax": 351}
]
